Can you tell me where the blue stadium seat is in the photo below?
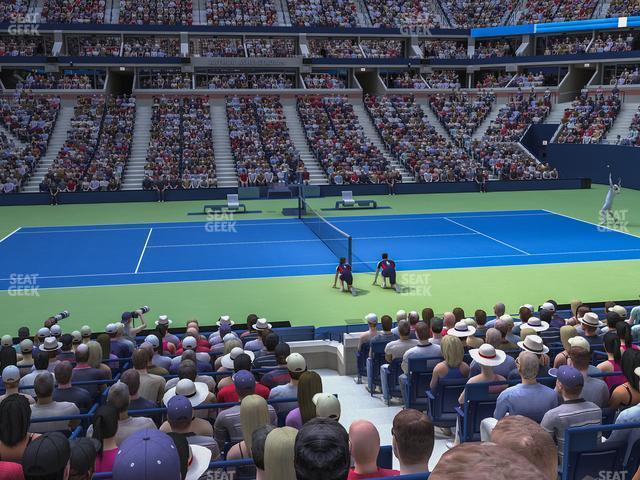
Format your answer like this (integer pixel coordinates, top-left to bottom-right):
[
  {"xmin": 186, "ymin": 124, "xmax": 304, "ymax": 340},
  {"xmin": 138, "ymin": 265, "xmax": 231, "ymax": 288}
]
[
  {"xmin": 368, "ymin": 342, "xmax": 387, "ymax": 395},
  {"xmin": 356, "ymin": 342, "xmax": 370, "ymax": 384},
  {"xmin": 426, "ymin": 377, "xmax": 467, "ymax": 428},
  {"xmin": 377, "ymin": 445, "xmax": 393, "ymax": 470},
  {"xmin": 273, "ymin": 326, "xmax": 315, "ymax": 342},
  {"xmin": 404, "ymin": 357, "xmax": 442, "ymax": 411},
  {"xmin": 383, "ymin": 358, "xmax": 403, "ymax": 405},
  {"xmin": 455, "ymin": 381, "xmax": 504, "ymax": 442}
]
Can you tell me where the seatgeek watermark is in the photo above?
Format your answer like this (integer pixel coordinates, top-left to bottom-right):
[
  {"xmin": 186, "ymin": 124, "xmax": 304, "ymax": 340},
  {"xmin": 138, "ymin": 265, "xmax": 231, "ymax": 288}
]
[
  {"xmin": 398, "ymin": 272, "xmax": 432, "ymax": 297},
  {"xmin": 204, "ymin": 471, "xmax": 235, "ymax": 480},
  {"xmin": 205, "ymin": 211, "xmax": 237, "ymax": 233},
  {"xmin": 582, "ymin": 471, "xmax": 629, "ymax": 480},
  {"xmin": 7, "ymin": 13, "xmax": 40, "ymax": 36},
  {"xmin": 598, "ymin": 208, "xmax": 629, "ymax": 233},
  {"xmin": 8, "ymin": 274, "xmax": 40, "ymax": 296}
]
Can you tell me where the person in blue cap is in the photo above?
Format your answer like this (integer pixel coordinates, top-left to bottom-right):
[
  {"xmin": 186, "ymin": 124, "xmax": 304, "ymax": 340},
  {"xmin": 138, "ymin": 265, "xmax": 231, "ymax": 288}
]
[
  {"xmin": 113, "ymin": 429, "xmax": 182, "ymax": 480},
  {"xmin": 121, "ymin": 309, "xmax": 148, "ymax": 340}
]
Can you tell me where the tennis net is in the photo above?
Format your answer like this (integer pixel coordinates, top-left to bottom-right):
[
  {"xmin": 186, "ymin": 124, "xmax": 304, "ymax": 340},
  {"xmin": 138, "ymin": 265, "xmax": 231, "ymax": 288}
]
[{"xmin": 299, "ymin": 197, "xmax": 352, "ymax": 265}]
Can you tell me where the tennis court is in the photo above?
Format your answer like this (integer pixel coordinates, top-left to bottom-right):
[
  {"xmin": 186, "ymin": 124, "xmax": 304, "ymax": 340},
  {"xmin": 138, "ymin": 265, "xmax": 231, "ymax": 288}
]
[{"xmin": 1, "ymin": 208, "xmax": 640, "ymax": 291}]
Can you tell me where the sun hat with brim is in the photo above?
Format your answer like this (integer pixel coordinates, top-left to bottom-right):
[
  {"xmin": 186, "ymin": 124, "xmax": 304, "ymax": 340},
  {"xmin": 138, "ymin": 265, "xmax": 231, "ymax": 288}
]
[
  {"xmin": 312, "ymin": 393, "xmax": 341, "ymax": 420},
  {"xmin": 22, "ymin": 432, "xmax": 71, "ymax": 478},
  {"xmin": 579, "ymin": 312, "xmax": 602, "ymax": 328},
  {"xmin": 163, "ymin": 379, "xmax": 209, "ymax": 407},
  {"xmin": 186, "ymin": 445, "xmax": 212, "ymax": 480},
  {"xmin": 517, "ymin": 335, "xmax": 549, "ymax": 355},
  {"xmin": 155, "ymin": 315, "xmax": 173, "ymax": 326},
  {"xmin": 525, "ymin": 317, "xmax": 549, "ymax": 332},
  {"xmin": 608, "ymin": 305, "xmax": 628, "ymax": 319},
  {"xmin": 447, "ymin": 321, "xmax": 476, "ymax": 337},
  {"xmin": 252, "ymin": 318, "xmax": 272, "ymax": 331},
  {"xmin": 216, "ymin": 315, "xmax": 234, "ymax": 327},
  {"xmin": 113, "ymin": 429, "xmax": 181, "ymax": 480},
  {"xmin": 469, "ymin": 344, "xmax": 507, "ymax": 367},
  {"xmin": 221, "ymin": 347, "xmax": 255, "ymax": 369},
  {"xmin": 41, "ymin": 336, "xmax": 63, "ymax": 352}
]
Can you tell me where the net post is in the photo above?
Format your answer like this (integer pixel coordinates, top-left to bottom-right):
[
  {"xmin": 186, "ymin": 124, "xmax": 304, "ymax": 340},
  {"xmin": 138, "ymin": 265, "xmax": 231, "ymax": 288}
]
[{"xmin": 348, "ymin": 236, "xmax": 353, "ymax": 267}]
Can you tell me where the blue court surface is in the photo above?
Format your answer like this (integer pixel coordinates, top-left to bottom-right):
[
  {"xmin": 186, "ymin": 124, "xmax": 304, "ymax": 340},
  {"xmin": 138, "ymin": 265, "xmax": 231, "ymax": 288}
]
[{"xmin": 1, "ymin": 209, "xmax": 640, "ymax": 290}]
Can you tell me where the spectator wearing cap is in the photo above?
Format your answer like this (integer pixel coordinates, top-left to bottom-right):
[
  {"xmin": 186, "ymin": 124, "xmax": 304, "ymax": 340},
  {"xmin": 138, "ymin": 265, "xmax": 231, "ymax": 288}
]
[
  {"xmin": 227, "ymin": 394, "xmax": 274, "ymax": 475},
  {"xmin": 540, "ymin": 301, "xmax": 564, "ymax": 329},
  {"xmin": 285, "ymin": 371, "xmax": 322, "ymax": 429},
  {"xmin": 609, "ymin": 349, "xmax": 640, "ymax": 410},
  {"xmin": 121, "ymin": 309, "xmax": 148, "ymax": 340},
  {"xmin": 173, "ymin": 335, "xmax": 210, "ymax": 371},
  {"xmin": 91, "ymin": 405, "xmax": 119, "ymax": 473},
  {"xmin": 358, "ymin": 314, "xmax": 379, "ymax": 351},
  {"xmin": 162, "ymin": 379, "xmax": 213, "ymax": 435},
  {"xmin": 57, "ymin": 335, "xmax": 75, "ymax": 362},
  {"xmin": 460, "ymin": 344, "xmax": 508, "ymax": 407},
  {"xmin": 105, "ymin": 324, "xmax": 129, "ymax": 359},
  {"xmin": 0, "ymin": 366, "xmax": 34, "ymax": 405},
  {"xmin": 261, "ymin": 343, "xmax": 293, "ymax": 389},
  {"xmin": 80, "ymin": 326, "xmax": 92, "ymax": 345},
  {"xmin": 542, "ymin": 365, "xmax": 602, "ymax": 467},
  {"xmin": 295, "ymin": 417, "xmax": 350, "ymax": 480},
  {"xmin": 162, "ymin": 395, "xmax": 220, "ymax": 460},
  {"xmin": 214, "ymin": 370, "xmax": 277, "ymax": 448},
  {"xmin": 1, "ymin": 336, "xmax": 15, "ymax": 358},
  {"xmin": 252, "ymin": 425, "xmax": 276, "ymax": 480},
  {"xmin": 268, "ymin": 353, "xmax": 306, "ymax": 417},
  {"xmin": 88, "ymin": 382, "xmax": 156, "ymax": 445},
  {"xmin": 209, "ymin": 316, "xmax": 236, "ymax": 346},
  {"xmin": 17, "ymin": 339, "xmax": 34, "ymax": 377},
  {"xmin": 567, "ymin": 346, "xmax": 609, "ymax": 407},
  {"xmin": 392, "ymin": 409, "xmax": 434, "ymax": 475},
  {"xmin": 430, "ymin": 441, "xmax": 547, "ymax": 480},
  {"xmin": 70, "ymin": 331, "xmax": 82, "ymax": 351},
  {"xmin": 53, "ymin": 362, "xmax": 93, "ymax": 413},
  {"xmin": 132, "ymin": 348, "xmax": 166, "ymax": 404},
  {"xmin": 19, "ymin": 352, "xmax": 52, "ymax": 397},
  {"xmin": 33, "ymin": 328, "xmax": 50, "ymax": 355},
  {"xmin": 39, "ymin": 337, "xmax": 61, "ymax": 374},
  {"xmin": 380, "ymin": 320, "xmax": 417, "ymax": 399},
  {"xmin": 0, "ymin": 394, "xmax": 40, "ymax": 464},
  {"xmin": 22, "ymin": 432, "xmax": 70, "ymax": 480},
  {"xmin": 312, "ymin": 393, "xmax": 341, "ymax": 421},
  {"xmin": 253, "ymin": 333, "xmax": 280, "ymax": 368},
  {"xmin": 481, "ymin": 351, "xmax": 558, "ymax": 440},
  {"xmin": 69, "ymin": 437, "xmax": 98, "ymax": 480},
  {"xmin": 217, "ymin": 354, "xmax": 270, "ymax": 403},
  {"xmin": 578, "ymin": 312, "xmax": 604, "ymax": 346},
  {"xmin": 366, "ymin": 315, "xmax": 397, "ymax": 387},
  {"xmin": 430, "ymin": 335, "xmax": 469, "ymax": 392},
  {"xmin": 145, "ymin": 334, "xmax": 172, "ymax": 371},
  {"xmin": 72, "ymin": 344, "xmax": 108, "ymax": 403},
  {"xmin": 263, "ymin": 427, "xmax": 297, "ymax": 480},
  {"xmin": 216, "ymin": 348, "xmax": 255, "ymax": 390},
  {"xmin": 511, "ymin": 334, "xmax": 551, "ymax": 378},
  {"xmin": 112, "ymin": 429, "xmax": 181, "ymax": 480},
  {"xmin": 348, "ymin": 420, "xmax": 399, "ymax": 479},
  {"xmin": 245, "ymin": 318, "xmax": 273, "ymax": 352},
  {"xmin": 491, "ymin": 415, "xmax": 558, "ymax": 480},
  {"xmin": 29, "ymin": 373, "xmax": 80, "ymax": 434},
  {"xmin": 468, "ymin": 329, "xmax": 516, "ymax": 378},
  {"xmin": 119, "ymin": 369, "xmax": 160, "ymax": 425}
]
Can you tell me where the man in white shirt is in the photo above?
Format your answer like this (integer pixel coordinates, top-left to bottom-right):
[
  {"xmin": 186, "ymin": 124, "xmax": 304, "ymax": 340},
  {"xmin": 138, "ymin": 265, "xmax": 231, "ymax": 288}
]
[{"xmin": 380, "ymin": 320, "xmax": 418, "ymax": 403}]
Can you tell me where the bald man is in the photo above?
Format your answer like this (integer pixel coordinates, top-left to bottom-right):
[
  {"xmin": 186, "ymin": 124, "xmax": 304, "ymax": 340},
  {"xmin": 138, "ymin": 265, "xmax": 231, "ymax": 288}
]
[
  {"xmin": 442, "ymin": 312, "xmax": 456, "ymax": 335},
  {"xmin": 485, "ymin": 303, "xmax": 506, "ymax": 328},
  {"xmin": 348, "ymin": 420, "xmax": 399, "ymax": 479}
]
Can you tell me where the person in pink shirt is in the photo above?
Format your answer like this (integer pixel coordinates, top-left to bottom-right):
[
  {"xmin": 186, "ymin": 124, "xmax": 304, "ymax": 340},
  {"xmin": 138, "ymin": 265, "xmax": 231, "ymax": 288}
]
[
  {"xmin": 348, "ymin": 420, "xmax": 399, "ymax": 479},
  {"xmin": 91, "ymin": 405, "xmax": 120, "ymax": 473}
]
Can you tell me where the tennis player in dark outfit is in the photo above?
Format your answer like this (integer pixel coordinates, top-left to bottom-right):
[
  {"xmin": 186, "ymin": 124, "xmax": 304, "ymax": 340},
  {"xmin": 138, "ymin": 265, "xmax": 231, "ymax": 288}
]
[
  {"xmin": 373, "ymin": 253, "xmax": 400, "ymax": 293},
  {"xmin": 333, "ymin": 257, "xmax": 357, "ymax": 296}
]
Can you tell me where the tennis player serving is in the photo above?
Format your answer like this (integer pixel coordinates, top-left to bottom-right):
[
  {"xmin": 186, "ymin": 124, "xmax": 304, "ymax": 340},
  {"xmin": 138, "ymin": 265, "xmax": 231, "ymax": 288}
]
[
  {"xmin": 333, "ymin": 257, "xmax": 357, "ymax": 296},
  {"xmin": 373, "ymin": 253, "xmax": 401, "ymax": 293}
]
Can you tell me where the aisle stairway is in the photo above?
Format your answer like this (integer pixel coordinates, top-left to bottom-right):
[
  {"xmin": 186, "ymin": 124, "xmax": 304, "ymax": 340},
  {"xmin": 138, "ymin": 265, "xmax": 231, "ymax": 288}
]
[
  {"xmin": 210, "ymin": 99, "xmax": 237, "ymax": 188},
  {"xmin": 605, "ymin": 102, "xmax": 639, "ymax": 144},
  {"xmin": 121, "ymin": 104, "xmax": 151, "ymax": 190}
]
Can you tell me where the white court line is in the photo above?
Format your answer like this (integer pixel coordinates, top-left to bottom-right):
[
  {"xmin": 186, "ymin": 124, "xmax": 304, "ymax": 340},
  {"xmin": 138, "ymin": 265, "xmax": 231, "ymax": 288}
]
[
  {"xmin": 16, "ymin": 211, "xmax": 554, "ymax": 234},
  {"xmin": 134, "ymin": 228, "xmax": 153, "ymax": 274},
  {"xmin": 541, "ymin": 209, "xmax": 640, "ymax": 240},
  {"xmin": 4, "ymin": 247, "xmax": 640, "ymax": 283},
  {"xmin": 146, "ymin": 232, "xmax": 479, "ymax": 249},
  {"xmin": 443, "ymin": 217, "xmax": 531, "ymax": 256},
  {"xmin": 0, "ymin": 227, "xmax": 21, "ymax": 244}
]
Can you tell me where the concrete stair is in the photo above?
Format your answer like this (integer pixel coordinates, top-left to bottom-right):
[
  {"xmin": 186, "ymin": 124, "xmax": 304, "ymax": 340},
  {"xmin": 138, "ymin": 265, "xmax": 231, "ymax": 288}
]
[
  {"xmin": 0, "ymin": 123, "xmax": 26, "ymax": 150},
  {"xmin": 545, "ymin": 101, "xmax": 572, "ymax": 141},
  {"xmin": 282, "ymin": 102, "xmax": 328, "ymax": 185},
  {"xmin": 415, "ymin": 97, "xmax": 452, "ymax": 141},
  {"xmin": 22, "ymin": 106, "xmax": 73, "ymax": 192},
  {"xmin": 605, "ymin": 102, "xmax": 640, "ymax": 144},
  {"xmin": 275, "ymin": 0, "xmax": 291, "ymax": 26},
  {"xmin": 210, "ymin": 99, "xmax": 237, "ymax": 188},
  {"xmin": 472, "ymin": 102, "xmax": 504, "ymax": 141},
  {"xmin": 121, "ymin": 105, "xmax": 151, "ymax": 190},
  {"xmin": 351, "ymin": 102, "xmax": 415, "ymax": 183}
]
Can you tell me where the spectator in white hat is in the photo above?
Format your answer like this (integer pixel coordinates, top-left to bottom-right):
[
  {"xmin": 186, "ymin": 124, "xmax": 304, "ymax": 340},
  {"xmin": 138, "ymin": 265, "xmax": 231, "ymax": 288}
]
[
  {"xmin": 358, "ymin": 314, "xmax": 379, "ymax": 350},
  {"xmin": 40, "ymin": 337, "xmax": 62, "ymax": 373},
  {"xmin": 460, "ymin": 344, "xmax": 507, "ymax": 405},
  {"xmin": 512, "ymin": 334, "xmax": 551, "ymax": 378},
  {"xmin": 578, "ymin": 312, "xmax": 604, "ymax": 347},
  {"xmin": 34, "ymin": 328, "xmax": 50, "ymax": 352},
  {"xmin": 269, "ymin": 353, "xmax": 306, "ymax": 417},
  {"xmin": 312, "ymin": 393, "xmax": 340, "ymax": 420},
  {"xmin": 145, "ymin": 334, "xmax": 172, "ymax": 371},
  {"xmin": 50, "ymin": 325, "xmax": 62, "ymax": 339},
  {"xmin": 17, "ymin": 339, "xmax": 34, "ymax": 377},
  {"xmin": 0, "ymin": 365, "xmax": 34, "ymax": 404},
  {"xmin": 161, "ymin": 381, "xmax": 213, "ymax": 436},
  {"xmin": 246, "ymin": 319, "xmax": 273, "ymax": 352}
]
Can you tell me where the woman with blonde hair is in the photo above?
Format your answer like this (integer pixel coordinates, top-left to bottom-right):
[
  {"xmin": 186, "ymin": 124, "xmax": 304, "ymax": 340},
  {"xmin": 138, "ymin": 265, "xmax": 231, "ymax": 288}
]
[
  {"xmin": 285, "ymin": 370, "xmax": 322, "ymax": 429},
  {"xmin": 227, "ymin": 395, "xmax": 272, "ymax": 479},
  {"xmin": 264, "ymin": 427, "xmax": 297, "ymax": 480},
  {"xmin": 430, "ymin": 335, "xmax": 469, "ymax": 391},
  {"xmin": 214, "ymin": 338, "xmax": 243, "ymax": 371},
  {"xmin": 87, "ymin": 340, "xmax": 112, "ymax": 379},
  {"xmin": 553, "ymin": 325, "xmax": 578, "ymax": 368}
]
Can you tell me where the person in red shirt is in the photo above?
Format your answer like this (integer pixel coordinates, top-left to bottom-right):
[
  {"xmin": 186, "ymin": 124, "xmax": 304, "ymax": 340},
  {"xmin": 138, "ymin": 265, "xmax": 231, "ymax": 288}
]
[
  {"xmin": 348, "ymin": 420, "xmax": 399, "ymax": 479},
  {"xmin": 217, "ymin": 354, "xmax": 270, "ymax": 403}
]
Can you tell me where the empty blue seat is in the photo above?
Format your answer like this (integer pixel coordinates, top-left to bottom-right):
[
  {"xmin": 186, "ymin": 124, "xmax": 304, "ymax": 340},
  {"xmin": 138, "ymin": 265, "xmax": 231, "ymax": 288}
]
[
  {"xmin": 356, "ymin": 342, "xmax": 370, "ymax": 384},
  {"xmin": 377, "ymin": 445, "xmax": 393, "ymax": 470},
  {"xmin": 404, "ymin": 357, "xmax": 442, "ymax": 411},
  {"xmin": 368, "ymin": 342, "xmax": 387, "ymax": 395},
  {"xmin": 426, "ymin": 377, "xmax": 467, "ymax": 428},
  {"xmin": 383, "ymin": 358, "xmax": 403, "ymax": 405},
  {"xmin": 456, "ymin": 381, "xmax": 505, "ymax": 442}
]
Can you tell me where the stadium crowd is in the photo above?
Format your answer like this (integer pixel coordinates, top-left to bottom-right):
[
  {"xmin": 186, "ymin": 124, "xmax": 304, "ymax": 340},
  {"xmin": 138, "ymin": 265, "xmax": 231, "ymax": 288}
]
[
  {"xmin": 308, "ymin": 39, "xmax": 363, "ymax": 58},
  {"xmin": 1, "ymin": 298, "xmax": 637, "ymax": 479},
  {"xmin": 122, "ymin": 36, "xmax": 181, "ymax": 58},
  {"xmin": 139, "ymin": 71, "xmax": 193, "ymax": 89},
  {"xmin": 428, "ymin": 91, "xmax": 495, "ymax": 147},
  {"xmin": 555, "ymin": 91, "xmax": 622, "ymax": 144},
  {"xmin": 382, "ymin": 72, "xmax": 427, "ymax": 89},
  {"xmin": 0, "ymin": 36, "xmax": 52, "ymax": 57},
  {"xmin": 302, "ymin": 73, "xmax": 348, "ymax": 89},
  {"xmin": 190, "ymin": 37, "xmax": 244, "ymax": 57},
  {"xmin": 439, "ymin": 0, "xmax": 514, "ymax": 28},
  {"xmin": 205, "ymin": 0, "xmax": 277, "ymax": 26},
  {"xmin": 245, "ymin": 38, "xmax": 296, "ymax": 58},
  {"xmin": 67, "ymin": 35, "xmax": 121, "ymax": 57},
  {"xmin": 537, "ymin": 34, "xmax": 592, "ymax": 55},
  {"xmin": 15, "ymin": 72, "xmax": 96, "ymax": 90},
  {"xmin": 421, "ymin": 39, "xmax": 468, "ymax": 59},
  {"xmin": 360, "ymin": 39, "xmax": 403, "ymax": 58},
  {"xmin": 197, "ymin": 73, "xmax": 295, "ymax": 89},
  {"xmin": 118, "ymin": 0, "xmax": 193, "ymax": 25},
  {"xmin": 423, "ymin": 71, "xmax": 462, "ymax": 89},
  {"xmin": 473, "ymin": 40, "xmax": 515, "ymax": 59},
  {"xmin": 365, "ymin": 0, "xmax": 441, "ymax": 28},
  {"xmin": 40, "ymin": 0, "xmax": 105, "ymax": 23},
  {"xmin": 287, "ymin": 0, "xmax": 358, "ymax": 27},
  {"xmin": 483, "ymin": 90, "xmax": 552, "ymax": 143},
  {"xmin": 228, "ymin": 95, "xmax": 303, "ymax": 186}
]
